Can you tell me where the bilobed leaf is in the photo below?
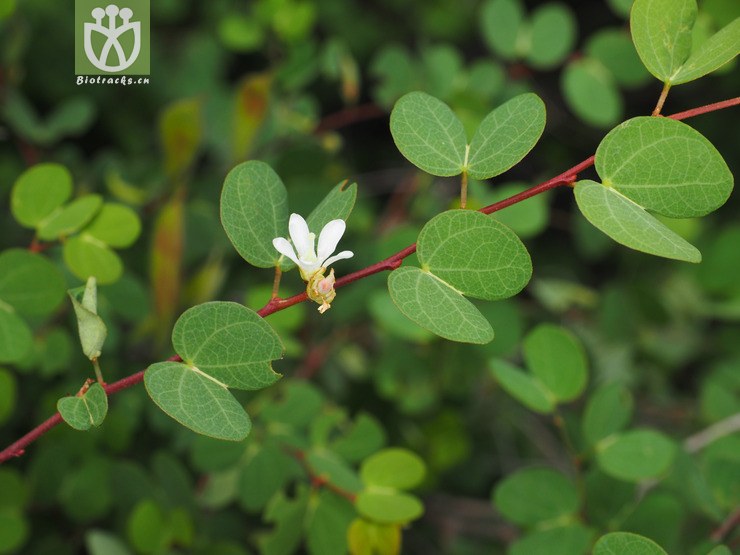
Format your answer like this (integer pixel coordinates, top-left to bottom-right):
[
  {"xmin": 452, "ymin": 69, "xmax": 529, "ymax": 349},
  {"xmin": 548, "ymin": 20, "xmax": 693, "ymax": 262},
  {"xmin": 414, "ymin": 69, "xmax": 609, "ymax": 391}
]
[
  {"xmin": 490, "ymin": 359, "xmax": 555, "ymax": 414},
  {"xmin": 466, "ymin": 94, "xmax": 546, "ymax": 180},
  {"xmin": 574, "ymin": 180, "xmax": 701, "ymax": 263},
  {"xmin": 84, "ymin": 203, "xmax": 142, "ymax": 248},
  {"xmin": 220, "ymin": 161, "xmax": 289, "ymax": 268},
  {"xmin": 0, "ymin": 249, "xmax": 66, "ymax": 315},
  {"xmin": 37, "ymin": 195, "xmax": 103, "ymax": 240},
  {"xmin": 596, "ymin": 429, "xmax": 676, "ymax": 481},
  {"xmin": 596, "ymin": 117, "xmax": 733, "ymax": 218},
  {"xmin": 11, "ymin": 163, "xmax": 72, "ymax": 228},
  {"xmin": 360, "ymin": 448, "xmax": 425, "ymax": 490},
  {"xmin": 523, "ymin": 324, "xmax": 588, "ymax": 402},
  {"xmin": 173, "ymin": 301, "xmax": 282, "ymax": 390},
  {"xmin": 389, "ymin": 92, "xmax": 467, "ymax": 177},
  {"xmin": 562, "ymin": 59, "xmax": 622, "ymax": 128},
  {"xmin": 582, "ymin": 383, "xmax": 634, "ymax": 446},
  {"xmin": 481, "ymin": 0, "xmax": 525, "ymax": 60},
  {"xmin": 0, "ymin": 306, "xmax": 33, "ymax": 364},
  {"xmin": 57, "ymin": 383, "xmax": 108, "ymax": 431},
  {"xmin": 510, "ymin": 524, "xmax": 595, "ymax": 555},
  {"xmin": 417, "ymin": 210, "xmax": 532, "ymax": 300},
  {"xmin": 145, "ymin": 361, "xmax": 252, "ymax": 441},
  {"xmin": 63, "ymin": 235, "xmax": 124, "ymax": 284},
  {"xmin": 672, "ymin": 17, "xmax": 740, "ymax": 84},
  {"xmin": 527, "ymin": 3, "xmax": 577, "ymax": 69},
  {"xmin": 356, "ymin": 490, "xmax": 424, "ymax": 524},
  {"xmin": 307, "ymin": 180, "xmax": 358, "ymax": 231},
  {"xmin": 630, "ymin": 0, "xmax": 697, "ymax": 82},
  {"xmin": 593, "ymin": 532, "xmax": 668, "ymax": 555},
  {"xmin": 388, "ymin": 266, "xmax": 494, "ymax": 344},
  {"xmin": 493, "ymin": 467, "xmax": 579, "ymax": 526}
]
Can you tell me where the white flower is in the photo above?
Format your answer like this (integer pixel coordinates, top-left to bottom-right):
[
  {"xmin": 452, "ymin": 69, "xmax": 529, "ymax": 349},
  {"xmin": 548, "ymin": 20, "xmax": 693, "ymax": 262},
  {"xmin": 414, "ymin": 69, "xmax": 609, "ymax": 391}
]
[{"xmin": 272, "ymin": 213, "xmax": 353, "ymax": 281}]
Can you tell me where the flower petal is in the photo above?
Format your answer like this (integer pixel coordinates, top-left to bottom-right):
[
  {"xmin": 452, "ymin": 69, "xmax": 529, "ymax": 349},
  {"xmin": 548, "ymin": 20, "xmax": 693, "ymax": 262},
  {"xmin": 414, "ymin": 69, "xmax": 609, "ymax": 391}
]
[
  {"xmin": 323, "ymin": 250, "xmax": 353, "ymax": 268},
  {"xmin": 317, "ymin": 219, "xmax": 346, "ymax": 264},
  {"xmin": 289, "ymin": 213, "xmax": 313, "ymax": 259},
  {"xmin": 272, "ymin": 238, "xmax": 300, "ymax": 266}
]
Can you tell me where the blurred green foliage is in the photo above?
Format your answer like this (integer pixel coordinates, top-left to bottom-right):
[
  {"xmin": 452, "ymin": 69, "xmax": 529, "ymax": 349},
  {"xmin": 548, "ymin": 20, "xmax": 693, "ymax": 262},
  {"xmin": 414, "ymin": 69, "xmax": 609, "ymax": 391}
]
[{"xmin": 0, "ymin": 0, "xmax": 738, "ymax": 554}]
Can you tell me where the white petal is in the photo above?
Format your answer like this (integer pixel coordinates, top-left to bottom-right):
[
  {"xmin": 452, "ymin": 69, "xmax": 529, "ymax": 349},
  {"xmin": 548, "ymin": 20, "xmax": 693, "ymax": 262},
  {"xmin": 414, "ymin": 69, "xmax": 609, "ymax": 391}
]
[
  {"xmin": 272, "ymin": 238, "xmax": 300, "ymax": 265},
  {"xmin": 317, "ymin": 219, "xmax": 346, "ymax": 264},
  {"xmin": 288, "ymin": 213, "xmax": 312, "ymax": 258},
  {"xmin": 323, "ymin": 250, "xmax": 353, "ymax": 268}
]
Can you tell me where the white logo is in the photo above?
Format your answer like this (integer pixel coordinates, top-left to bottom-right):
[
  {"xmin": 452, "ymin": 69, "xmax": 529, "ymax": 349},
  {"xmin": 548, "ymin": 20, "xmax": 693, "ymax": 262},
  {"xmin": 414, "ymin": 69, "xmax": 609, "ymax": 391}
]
[{"xmin": 84, "ymin": 4, "xmax": 141, "ymax": 72}]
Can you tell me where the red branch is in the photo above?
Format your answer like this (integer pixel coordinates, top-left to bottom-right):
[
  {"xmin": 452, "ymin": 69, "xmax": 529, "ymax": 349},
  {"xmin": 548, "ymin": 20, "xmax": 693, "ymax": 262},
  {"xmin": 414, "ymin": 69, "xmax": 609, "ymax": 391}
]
[{"xmin": 1, "ymin": 97, "xmax": 737, "ymax": 465}]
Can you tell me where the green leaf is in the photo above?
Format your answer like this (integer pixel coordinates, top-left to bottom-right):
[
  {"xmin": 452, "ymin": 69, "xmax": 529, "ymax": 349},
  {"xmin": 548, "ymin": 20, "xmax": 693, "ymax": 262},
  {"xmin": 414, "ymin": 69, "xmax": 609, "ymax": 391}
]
[
  {"xmin": 308, "ymin": 451, "xmax": 364, "ymax": 493},
  {"xmin": 330, "ymin": 413, "xmax": 387, "ymax": 463},
  {"xmin": 360, "ymin": 448, "xmax": 425, "ymax": 490},
  {"xmin": 63, "ymin": 235, "xmax": 124, "ymax": 284},
  {"xmin": 305, "ymin": 490, "xmax": 355, "ymax": 555},
  {"xmin": 307, "ymin": 180, "xmax": 358, "ymax": 232},
  {"xmin": 510, "ymin": 524, "xmax": 595, "ymax": 555},
  {"xmin": 0, "ymin": 249, "xmax": 66, "ymax": 316},
  {"xmin": 706, "ymin": 546, "xmax": 732, "ymax": 555},
  {"xmin": 596, "ymin": 117, "xmax": 733, "ymax": 218},
  {"xmin": 388, "ymin": 266, "xmax": 494, "ymax": 344},
  {"xmin": 355, "ymin": 490, "xmax": 424, "ymax": 524},
  {"xmin": 389, "ymin": 92, "xmax": 467, "ymax": 177},
  {"xmin": 0, "ymin": 511, "xmax": 29, "ymax": 554},
  {"xmin": 523, "ymin": 324, "xmax": 588, "ymax": 402},
  {"xmin": 259, "ymin": 488, "xmax": 310, "ymax": 555},
  {"xmin": 239, "ymin": 443, "xmax": 299, "ymax": 511},
  {"xmin": 127, "ymin": 499, "xmax": 167, "ymax": 555},
  {"xmin": 582, "ymin": 383, "xmax": 634, "ymax": 446},
  {"xmin": 84, "ymin": 203, "xmax": 142, "ymax": 248},
  {"xmin": 466, "ymin": 94, "xmax": 546, "ymax": 180},
  {"xmin": 0, "ymin": 307, "xmax": 32, "ymax": 364},
  {"xmin": 586, "ymin": 29, "xmax": 651, "ymax": 88},
  {"xmin": 220, "ymin": 161, "xmax": 289, "ymax": 268},
  {"xmin": 672, "ymin": 17, "xmax": 740, "ymax": 84},
  {"xmin": 562, "ymin": 59, "xmax": 622, "ymax": 128},
  {"xmin": 593, "ymin": 532, "xmax": 668, "ymax": 555},
  {"xmin": 0, "ymin": 369, "xmax": 17, "ymax": 425},
  {"xmin": 596, "ymin": 429, "xmax": 677, "ymax": 481},
  {"xmin": 481, "ymin": 0, "xmax": 525, "ymax": 60},
  {"xmin": 630, "ymin": 0, "xmax": 697, "ymax": 82},
  {"xmin": 483, "ymin": 182, "xmax": 549, "ymax": 238},
  {"xmin": 57, "ymin": 382, "xmax": 108, "ymax": 431},
  {"xmin": 145, "ymin": 361, "xmax": 252, "ymax": 441},
  {"xmin": 11, "ymin": 163, "xmax": 72, "ymax": 228},
  {"xmin": 347, "ymin": 518, "xmax": 400, "ymax": 555},
  {"xmin": 86, "ymin": 530, "xmax": 134, "ymax": 555},
  {"xmin": 574, "ymin": 180, "xmax": 701, "ymax": 263},
  {"xmin": 68, "ymin": 278, "xmax": 107, "ymax": 360},
  {"xmin": 173, "ymin": 301, "xmax": 282, "ymax": 390},
  {"xmin": 490, "ymin": 359, "xmax": 555, "ymax": 414},
  {"xmin": 493, "ymin": 467, "xmax": 579, "ymax": 526},
  {"xmin": 37, "ymin": 194, "xmax": 103, "ymax": 240},
  {"xmin": 417, "ymin": 210, "xmax": 532, "ymax": 300},
  {"xmin": 527, "ymin": 4, "xmax": 577, "ymax": 69}
]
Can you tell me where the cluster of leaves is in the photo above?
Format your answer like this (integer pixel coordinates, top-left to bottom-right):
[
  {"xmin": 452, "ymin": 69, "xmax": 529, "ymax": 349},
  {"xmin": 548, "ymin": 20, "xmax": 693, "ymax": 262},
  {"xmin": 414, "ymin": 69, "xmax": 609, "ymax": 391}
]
[{"xmin": 0, "ymin": 0, "xmax": 738, "ymax": 554}]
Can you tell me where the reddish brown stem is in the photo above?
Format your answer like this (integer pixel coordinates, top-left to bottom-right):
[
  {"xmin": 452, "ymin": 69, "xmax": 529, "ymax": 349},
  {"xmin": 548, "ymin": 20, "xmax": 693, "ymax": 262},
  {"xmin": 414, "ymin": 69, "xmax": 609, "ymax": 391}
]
[{"xmin": 1, "ymin": 97, "xmax": 737, "ymax": 465}]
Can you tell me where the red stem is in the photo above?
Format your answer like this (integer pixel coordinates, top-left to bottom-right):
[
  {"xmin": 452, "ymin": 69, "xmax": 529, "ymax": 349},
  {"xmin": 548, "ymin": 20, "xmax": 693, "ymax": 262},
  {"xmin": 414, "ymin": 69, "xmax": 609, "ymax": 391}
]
[{"xmin": 1, "ymin": 97, "xmax": 737, "ymax": 465}]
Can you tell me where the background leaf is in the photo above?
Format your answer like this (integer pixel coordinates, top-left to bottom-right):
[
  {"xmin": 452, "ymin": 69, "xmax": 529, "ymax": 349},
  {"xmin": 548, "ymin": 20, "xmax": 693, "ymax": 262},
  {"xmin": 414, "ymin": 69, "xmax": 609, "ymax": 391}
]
[
  {"xmin": 11, "ymin": 163, "xmax": 72, "ymax": 228},
  {"xmin": 63, "ymin": 235, "xmax": 124, "ymax": 284},
  {"xmin": 582, "ymin": 383, "xmax": 634, "ymax": 446},
  {"xmin": 84, "ymin": 203, "xmax": 142, "ymax": 248},
  {"xmin": 481, "ymin": 0, "xmax": 525, "ymax": 60},
  {"xmin": 0, "ymin": 249, "xmax": 66, "ymax": 315},
  {"xmin": 37, "ymin": 195, "xmax": 102, "ymax": 241},
  {"xmin": 562, "ymin": 59, "xmax": 622, "ymax": 128},
  {"xmin": 490, "ymin": 359, "xmax": 555, "ymax": 414},
  {"xmin": 596, "ymin": 429, "xmax": 677, "ymax": 481},
  {"xmin": 306, "ymin": 180, "xmax": 358, "ymax": 232},
  {"xmin": 526, "ymin": 3, "xmax": 577, "ymax": 69},
  {"xmin": 360, "ymin": 448, "xmax": 425, "ymax": 489}
]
